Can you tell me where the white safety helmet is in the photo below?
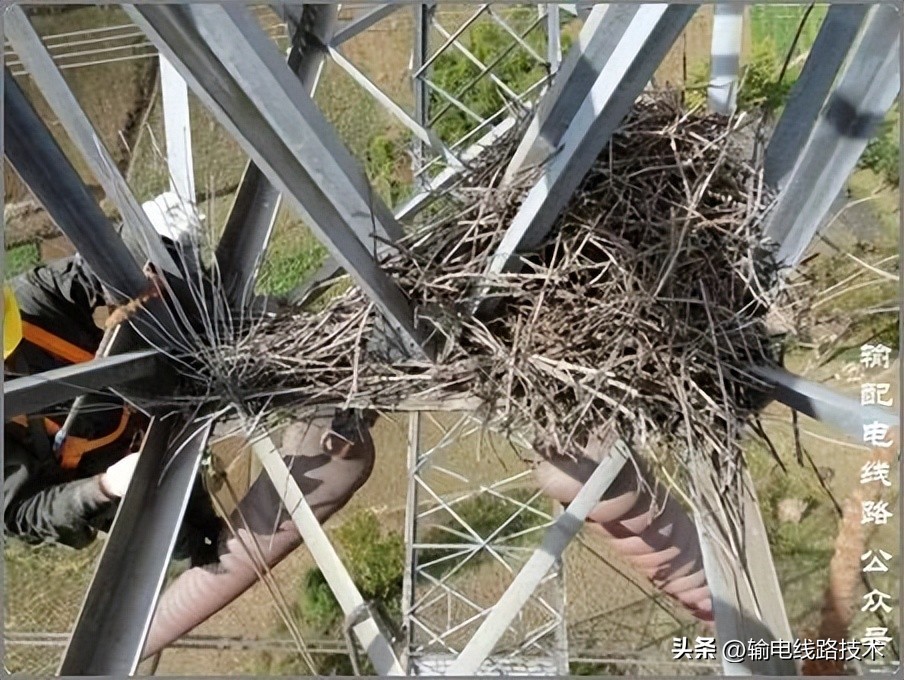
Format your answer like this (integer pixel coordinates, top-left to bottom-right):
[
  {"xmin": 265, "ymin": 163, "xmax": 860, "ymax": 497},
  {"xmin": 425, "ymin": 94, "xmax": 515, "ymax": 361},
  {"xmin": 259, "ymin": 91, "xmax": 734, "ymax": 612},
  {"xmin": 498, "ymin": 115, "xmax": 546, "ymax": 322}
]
[{"xmin": 141, "ymin": 191, "xmax": 202, "ymax": 244}]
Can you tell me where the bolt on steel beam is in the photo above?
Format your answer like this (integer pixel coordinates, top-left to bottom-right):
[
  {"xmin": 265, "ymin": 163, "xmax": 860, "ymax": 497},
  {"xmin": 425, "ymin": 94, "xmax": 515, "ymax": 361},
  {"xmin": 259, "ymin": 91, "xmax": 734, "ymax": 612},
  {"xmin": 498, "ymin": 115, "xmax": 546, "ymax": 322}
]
[
  {"xmin": 59, "ymin": 417, "xmax": 213, "ymax": 676},
  {"xmin": 445, "ymin": 441, "xmax": 630, "ymax": 676},
  {"xmin": 763, "ymin": 3, "xmax": 900, "ymax": 268},
  {"xmin": 214, "ymin": 4, "xmax": 337, "ymax": 308},
  {"xmin": 483, "ymin": 4, "xmax": 696, "ymax": 295},
  {"xmin": 128, "ymin": 4, "xmax": 434, "ymax": 360},
  {"xmin": 3, "ymin": 68, "xmax": 148, "ymax": 301},
  {"xmin": 763, "ymin": 4, "xmax": 869, "ymax": 191},
  {"xmin": 3, "ymin": 349, "xmax": 161, "ymax": 420},
  {"xmin": 251, "ymin": 435, "xmax": 405, "ymax": 676},
  {"xmin": 4, "ymin": 7, "xmax": 181, "ymax": 279}
]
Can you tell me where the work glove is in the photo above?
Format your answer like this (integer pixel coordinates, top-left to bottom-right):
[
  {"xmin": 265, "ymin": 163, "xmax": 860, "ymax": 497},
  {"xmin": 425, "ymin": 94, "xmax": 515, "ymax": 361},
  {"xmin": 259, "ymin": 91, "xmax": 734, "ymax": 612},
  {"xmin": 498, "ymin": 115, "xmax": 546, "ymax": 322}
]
[{"xmin": 99, "ymin": 452, "xmax": 140, "ymax": 499}]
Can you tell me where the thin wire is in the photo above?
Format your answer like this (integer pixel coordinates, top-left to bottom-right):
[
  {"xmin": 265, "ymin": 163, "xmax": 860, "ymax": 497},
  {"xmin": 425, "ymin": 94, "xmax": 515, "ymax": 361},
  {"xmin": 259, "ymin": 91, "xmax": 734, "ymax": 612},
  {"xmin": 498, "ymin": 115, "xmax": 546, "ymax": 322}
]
[
  {"xmin": 5, "ymin": 26, "xmax": 285, "ymax": 73},
  {"xmin": 4, "ymin": 6, "xmax": 542, "ymax": 48},
  {"xmin": 6, "ymin": 4, "xmax": 551, "ymax": 69},
  {"xmin": 4, "ymin": 27, "xmax": 146, "ymax": 55},
  {"xmin": 4, "ymin": 25, "xmax": 282, "ymax": 66}
]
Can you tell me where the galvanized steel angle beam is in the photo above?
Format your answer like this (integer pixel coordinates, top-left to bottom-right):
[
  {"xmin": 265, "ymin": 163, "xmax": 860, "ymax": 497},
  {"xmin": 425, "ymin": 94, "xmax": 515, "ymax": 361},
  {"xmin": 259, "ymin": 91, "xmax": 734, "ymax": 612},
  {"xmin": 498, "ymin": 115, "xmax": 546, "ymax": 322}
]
[
  {"xmin": 189, "ymin": 4, "xmax": 403, "ymax": 246},
  {"xmin": 3, "ymin": 68, "xmax": 148, "ymax": 302},
  {"xmin": 504, "ymin": 3, "xmax": 630, "ymax": 181},
  {"xmin": 3, "ymin": 348, "xmax": 162, "ymax": 419},
  {"xmin": 329, "ymin": 4, "xmax": 402, "ymax": 47},
  {"xmin": 159, "ymin": 54, "xmax": 196, "ymax": 203},
  {"xmin": 692, "ymin": 468, "xmax": 796, "ymax": 676},
  {"xmin": 483, "ymin": 4, "xmax": 697, "ymax": 296},
  {"xmin": 763, "ymin": 3, "xmax": 870, "ymax": 191},
  {"xmin": 485, "ymin": 6, "xmax": 547, "ymax": 67},
  {"xmin": 291, "ymin": 109, "xmax": 514, "ymax": 299},
  {"xmin": 127, "ymin": 4, "xmax": 434, "ymax": 360},
  {"xmin": 444, "ymin": 440, "xmax": 630, "ymax": 675},
  {"xmin": 413, "ymin": 4, "xmax": 487, "ymax": 80},
  {"xmin": 3, "ymin": 57, "xmax": 194, "ymax": 355},
  {"xmin": 326, "ymin": 45, "xmax": 462, "ymax": 169},
  {"xmin": 412, "ymin": 2, "xmax": 435, "ymax": 172},
  {"xmin": 428, "ymin": 23, "xmax": 524, "ymax": 108},
  {"xmin": 59, "ymin": 416, "xmax": 213, "ymax": 676},
  {"xmin": 707, "ymin": 4, "xmax": 744, "ymax": 115},
  {"xmin": 394, "ymin": 115, "xmax": 519, "ymax": 222},
  {"xmin": 737, "ymin": 476, "xmax": 797, "ymax": 673},
  {"xmin": 762, "ymin": 3, "xmax": 901, "ymax": 268},
  {"xmin": 3, "ymin": 74, "xmax": 185, "ymax": 366},
  {"xmin": 251, "ymin": 435, "xmax": 405, "ymax": 675},
  {"xmin": 543, "ymin": 3, "xmax": 563, "ymax": 81},
  {"xmin": 214, "ymin": 160, "xmax": 286, "ymax": 309},
  {"xmin": 751, "ymin": 364, "xmax": 899, "ymax": 438},
  {"xmin": 692, "ymin": 361, "xmax": 891, "ymax": 675},
  {"xmin": 426, "ymin": 15, "xmax": 544, "ymax": 128},
  {"xmin": 278, "ymin": 1, "xmax": 335, "ymax": 80},
  {"xmin": 400, "ymin": 413, "xmax": 422, "ymax": 673},
  {"xmin": 403, "ymin": 413, "xmax": 565, "ymax": 670},
  {"xmin": 4, "ymin": 7, "xmax": 181, "ymax": 279},
  {"xmin": 214, "ymin": 4, "xmax": 337, "ymax": 308}
]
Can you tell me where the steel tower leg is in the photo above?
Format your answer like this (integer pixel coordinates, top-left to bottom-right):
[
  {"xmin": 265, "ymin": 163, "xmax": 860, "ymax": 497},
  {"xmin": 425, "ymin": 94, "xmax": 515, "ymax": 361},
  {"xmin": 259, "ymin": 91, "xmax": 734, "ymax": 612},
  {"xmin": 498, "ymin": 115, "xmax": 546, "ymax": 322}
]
[
  {"xmin": 764, "ymin": 4, "xmax": 870, "ymax": 190},
  {"xmin": 214, "ymin": 4, "xmax": 337, "ymax": 308},
  {"xmin": 4, "ymin": 8, "xmax": 180, "ymax": 278},
  {"xmin": 59, "ymin": 418, "xmax": 213, "ymax": 675},
  {"xmin": 127, "ymin": 4, "xmax": 434, "ymax": 360},
  {"xmin": 3, "ymin": 69, "xmax": 148, "ymax": 301},
  {"xmin": 763, "ymin": 3, "xmax": 900, "ymax": 267}
]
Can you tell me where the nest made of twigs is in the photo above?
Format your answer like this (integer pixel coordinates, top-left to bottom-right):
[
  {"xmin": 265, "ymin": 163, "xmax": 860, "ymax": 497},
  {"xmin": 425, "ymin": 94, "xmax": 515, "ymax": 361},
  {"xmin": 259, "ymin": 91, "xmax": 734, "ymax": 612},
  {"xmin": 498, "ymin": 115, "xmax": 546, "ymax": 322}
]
[{"xmin": 171, "ymin": 90, "xmax": 791, "ymax": 492}]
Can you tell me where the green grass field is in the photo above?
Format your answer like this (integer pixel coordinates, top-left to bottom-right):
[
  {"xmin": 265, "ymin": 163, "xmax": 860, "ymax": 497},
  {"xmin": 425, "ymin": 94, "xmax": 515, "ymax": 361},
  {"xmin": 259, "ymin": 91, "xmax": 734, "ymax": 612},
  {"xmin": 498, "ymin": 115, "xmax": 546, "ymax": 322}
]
[{"xmin": 749, "ymin": 4, "xmax": 828, "ymax": 58}]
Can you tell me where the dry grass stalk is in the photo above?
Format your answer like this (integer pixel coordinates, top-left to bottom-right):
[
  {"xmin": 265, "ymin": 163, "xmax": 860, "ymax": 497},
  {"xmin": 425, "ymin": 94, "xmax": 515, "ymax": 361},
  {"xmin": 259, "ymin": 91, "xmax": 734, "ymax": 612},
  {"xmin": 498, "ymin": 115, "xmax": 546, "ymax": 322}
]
[{"xmin": 803, "ymin": 440, "xmax": 897, "ymax": 676}]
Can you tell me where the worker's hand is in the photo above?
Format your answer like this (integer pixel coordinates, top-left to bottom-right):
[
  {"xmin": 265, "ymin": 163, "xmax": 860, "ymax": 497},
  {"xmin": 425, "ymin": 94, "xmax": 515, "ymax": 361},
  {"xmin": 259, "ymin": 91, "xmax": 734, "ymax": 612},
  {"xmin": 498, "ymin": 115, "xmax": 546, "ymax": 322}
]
[{"xmin": 99, "ymin": 452, "xmax": 140, "ymax": 499}]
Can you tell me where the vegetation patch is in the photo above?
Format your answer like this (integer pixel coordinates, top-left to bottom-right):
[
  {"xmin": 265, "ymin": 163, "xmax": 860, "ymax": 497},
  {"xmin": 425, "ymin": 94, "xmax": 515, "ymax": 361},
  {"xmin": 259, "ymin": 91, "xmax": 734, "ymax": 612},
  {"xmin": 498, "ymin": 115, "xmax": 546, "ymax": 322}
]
[{"xmin": 5, "ymin": 243, "xmax": 41, "ymax": 279}]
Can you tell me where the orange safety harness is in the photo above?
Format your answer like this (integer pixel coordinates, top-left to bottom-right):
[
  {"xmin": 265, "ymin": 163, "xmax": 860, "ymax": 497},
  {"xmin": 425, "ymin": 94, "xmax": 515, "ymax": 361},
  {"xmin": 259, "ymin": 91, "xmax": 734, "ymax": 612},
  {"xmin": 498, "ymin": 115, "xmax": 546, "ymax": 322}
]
[{"xmin": 10, "ymin": 321, "xmax": 133, "ymax": 470}]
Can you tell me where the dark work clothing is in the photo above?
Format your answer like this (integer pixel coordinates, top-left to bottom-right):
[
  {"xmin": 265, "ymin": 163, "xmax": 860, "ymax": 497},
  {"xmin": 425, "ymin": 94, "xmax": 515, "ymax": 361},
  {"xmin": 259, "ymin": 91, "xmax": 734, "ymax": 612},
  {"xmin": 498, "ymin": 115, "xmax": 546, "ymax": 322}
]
[
  {"xmin": 11, "ymin": 255, "xmax": 106, "ymax": 350},
  {"xmin": 4, "ymin": 435, "xmax": 118, "ymax": 549},
  {"xmin": 4, "ymin": 255, "xmax": 219, "ymax": 564},
  {"xmin": 4, "ymin": 255, "xmax": 125, "ymax": 549},
  {"xmin": 9, "ymin": 255, "xmax": 124, "ymax": 440}
]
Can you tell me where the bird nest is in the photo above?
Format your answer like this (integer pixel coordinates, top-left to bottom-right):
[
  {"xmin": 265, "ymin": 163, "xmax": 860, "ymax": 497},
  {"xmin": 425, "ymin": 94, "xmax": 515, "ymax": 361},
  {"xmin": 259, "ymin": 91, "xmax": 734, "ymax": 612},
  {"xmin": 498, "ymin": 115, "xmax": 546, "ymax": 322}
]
[{"xmin": 174, "ymin": 91, "xmax": 791, "ymax": 490}]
